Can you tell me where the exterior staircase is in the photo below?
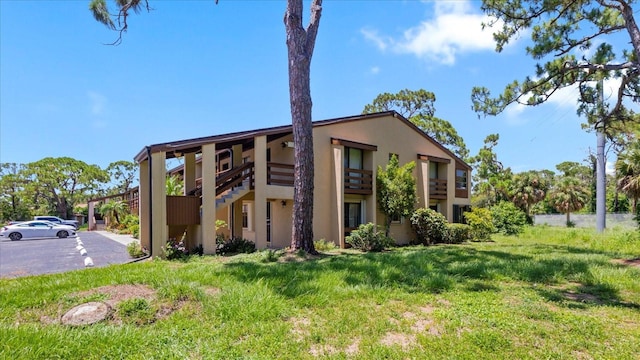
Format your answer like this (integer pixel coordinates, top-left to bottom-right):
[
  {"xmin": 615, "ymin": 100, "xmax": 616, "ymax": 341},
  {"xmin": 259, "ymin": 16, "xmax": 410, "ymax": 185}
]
[{"xmin": 216, "ymin": 181, "xmax": 251, "ymax": 209}]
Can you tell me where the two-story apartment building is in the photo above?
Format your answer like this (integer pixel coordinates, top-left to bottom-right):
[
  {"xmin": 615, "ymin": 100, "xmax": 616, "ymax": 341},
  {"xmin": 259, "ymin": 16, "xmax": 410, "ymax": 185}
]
[{"xmin": 131, "ymin": 111, "xmax": 471, "ymax": 257}]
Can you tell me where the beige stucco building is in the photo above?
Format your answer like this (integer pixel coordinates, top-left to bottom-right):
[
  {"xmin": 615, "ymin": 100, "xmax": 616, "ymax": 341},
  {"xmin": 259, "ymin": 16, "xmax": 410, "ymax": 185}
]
[{"xmin": 132, "ymin": 111, "xmax": 471, "ymax": 257}]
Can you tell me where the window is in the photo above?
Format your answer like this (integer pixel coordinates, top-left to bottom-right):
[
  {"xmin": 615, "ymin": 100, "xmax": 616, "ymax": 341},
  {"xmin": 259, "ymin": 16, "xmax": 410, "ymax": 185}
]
[
  {"xmin": 455, "ymin": 169, "xmax": 467, "ymax": 189},
  {"xmin": 390, "ymin": 213, "xmax": 403, "ymax": 224},
  {"xmin": 344, "ymin": 202, "xmax": 362, "ymax": 229},
  {"xmin": 453, "ymin": 205, "xmax": 471, "ymax": 224},
  {"xmin": 429, "ymin": 162, "xmax": 438, "ymax": 178},
  {"xmin": 344, "ymin": 147, "xmax": 363, "ymax": 170},
  {"xmin": 344, "ymin": 147, "xmax": 364, "ymax": 189},
  {"xmin": 242, "ymin": 204, "xmax": 249, "ymax": 228}
]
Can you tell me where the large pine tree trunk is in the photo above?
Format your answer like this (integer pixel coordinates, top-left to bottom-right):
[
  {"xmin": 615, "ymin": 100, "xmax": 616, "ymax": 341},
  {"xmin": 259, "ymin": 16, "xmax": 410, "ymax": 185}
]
[{"xmin": 285, "ymin": 0, "xmax": 322, "ymax": 254}]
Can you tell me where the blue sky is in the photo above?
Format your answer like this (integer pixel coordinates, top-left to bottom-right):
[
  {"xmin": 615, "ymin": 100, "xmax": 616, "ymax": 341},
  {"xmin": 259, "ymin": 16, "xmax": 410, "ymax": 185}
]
[{"xmin": 1, "ymin": 0, "xmax": 603, "ymax": 173}]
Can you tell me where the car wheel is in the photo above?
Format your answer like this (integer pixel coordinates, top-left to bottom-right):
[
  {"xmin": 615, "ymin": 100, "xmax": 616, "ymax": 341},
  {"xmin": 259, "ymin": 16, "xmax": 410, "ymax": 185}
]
[
  {"xmin": 57, "ymin": 230, "xmax": 69, "ymax": 239},
  {"xmin": 9, "ymin": 232, "xmax": 22, "ymax": 241}
]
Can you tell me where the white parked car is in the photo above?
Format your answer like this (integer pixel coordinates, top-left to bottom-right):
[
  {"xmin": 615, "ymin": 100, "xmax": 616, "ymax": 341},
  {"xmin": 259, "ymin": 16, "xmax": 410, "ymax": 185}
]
[
  {"xmin": 1, "ymin": 221, "xmax": 76, "ymax": 241},
  {"xmin": 33, "ymin": 216, "xmax": 79, "ymax": 229}
]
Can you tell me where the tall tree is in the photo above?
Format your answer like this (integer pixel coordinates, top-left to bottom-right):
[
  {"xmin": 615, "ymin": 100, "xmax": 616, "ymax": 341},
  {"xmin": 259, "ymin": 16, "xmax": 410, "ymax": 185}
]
[
  {"xmin": 468, "ymin": 134, "xmax": 512, "ymax": 207},
  {"xmin": 106, "ymin": 160, "xmax": 138, "ymax": 194},
  {"xmin": 23, "ymin": 157, "xmax": 109, "ymax": 219},
  {"xmin": 376, "ymin": 155, "xmax": 417, "ymax": 237},
  {"xmin": 89, "ymin": 0, "xmax": 323, "ymax": 253},
  {"xmin": 285, "ymin": 0, "xmax": 322, "ymax": 254},
  {"xmin": 472, "ymin": 1, "xmax": 640, "ymax": 231},
  {"xmin": 472, "ymin": 1, "xmax": 640, "ymax": 126},
  {"xmin": 0, "ymin": 163, "xmax": 31, "ymax": 221},
  {"xmin": 549, "ymin": 176, "xmax": 590, "ymax": 226},
  {"xmin": 363, "ymin": 89, "xmax": 469, "ymax": 159}
]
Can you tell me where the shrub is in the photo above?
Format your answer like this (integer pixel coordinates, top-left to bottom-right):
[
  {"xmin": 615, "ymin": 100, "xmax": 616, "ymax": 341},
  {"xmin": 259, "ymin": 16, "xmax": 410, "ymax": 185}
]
[
  {"xmin": 164, "ymin": 238, "xmax": 189, "ymax": 260},
  {"xmin": 446, "ymin": 223, "xmax": 471, "ymax": 244},
  {"xmin": 410, "ymin": 208, "xmax": 448, "ymax": 245},
  {"xmin": 490, "ymin": 201, "xmax": 527, "ymax": 235},
  {"xmin": 463, "ymin": 207, "xmax": 494, "ymax": 241},
  {"xmin": 218, "ymin": 237, "xmax": 256, "ymax": 255},
  {"xmin": 314, "ymin": 239, "xmax": 337, "ymax": 251},
  {"xmin": 121, "ymin": 214, "xmax": 139, "ymax": 228},
  {"xmin": 345, "ymin": 222, "xmax": 393, "ymax": 252},
  {"xmin": 191, "ymin": 244, "xmax": 204, "ymax": 256},
  {"xmin": 130, "ymin": 224, "xmax": 140, "ymax": 239},
  {"xmin": 127, "ymin": 241, "xmax": 147, "ymax": 258},
  {"xmin": 261, "ymin": 249, "xmax": 282, "ymax": 263}
]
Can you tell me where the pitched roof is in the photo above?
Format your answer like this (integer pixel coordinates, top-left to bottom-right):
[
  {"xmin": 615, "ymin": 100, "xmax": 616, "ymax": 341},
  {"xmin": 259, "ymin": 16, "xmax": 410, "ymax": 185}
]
[{"xmin": 134, "ymin": 111, "xmax": 471, "ymax": 169}]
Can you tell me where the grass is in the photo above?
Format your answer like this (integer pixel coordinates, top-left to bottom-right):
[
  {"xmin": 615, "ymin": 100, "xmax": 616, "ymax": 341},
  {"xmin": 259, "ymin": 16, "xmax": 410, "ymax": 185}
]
[{"xmin": 1, "ymin": 226, "xmax": 639, "ymax": 359}]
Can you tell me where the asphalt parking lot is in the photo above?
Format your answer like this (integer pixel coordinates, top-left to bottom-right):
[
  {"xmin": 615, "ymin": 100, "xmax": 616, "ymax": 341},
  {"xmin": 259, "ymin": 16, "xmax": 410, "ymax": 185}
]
[{"xmin": 0, "ymin": 231, "xmax": 138, "ymax": 278}]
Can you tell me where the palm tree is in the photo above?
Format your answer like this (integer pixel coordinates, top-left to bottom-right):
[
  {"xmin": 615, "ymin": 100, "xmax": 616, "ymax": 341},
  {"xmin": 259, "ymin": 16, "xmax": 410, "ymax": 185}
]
[
  {"xmin": 616, "ymin": 140, "xmax": 640, "ymax": 214},
  {"xmin": 549, "ymin": 177, "xmax": 590, "ymax": 226},
  {"xmin": 99, "ymin": 200, "xmax": 129, "ymax": 227},
  {"xmin": 510, "ymin": 171, "xmax": 549, "ymax": 221}
]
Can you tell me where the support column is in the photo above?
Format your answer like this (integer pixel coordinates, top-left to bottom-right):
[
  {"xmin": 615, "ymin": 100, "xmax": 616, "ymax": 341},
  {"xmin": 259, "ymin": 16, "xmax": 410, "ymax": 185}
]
[
  {"xmin": 232, "ymin": 144, "xmax": 243, "ymax": 167},
  {"xmin": 254, "ymin": 136, "xmax": 268, "ymax": 249},
  {"xmin": 231, "ymin": 144, "xmax": 244, "ymax": 238},
  {"xmin": 331, "ymin": 144, "xmax": 345, "ymax": 248},
  {"xmin": 150, "ymin": 152, "xmax": 167, "ymax": 258},
  {"xmin": 88, "ymin": 201, "xmax": 95, "ymax": 231},
  {"xmin": 139, "ymin": 159, "xmax": 150, "ymax": 252},
  {"xmin": 445, "ymin": 162, "xmax": 454, "ymax": 222},
  {"xmin": 416, "ymin": 156, "xmax": 429, "ymax": 209},
  {"xmin": 201, "ymin": 143, "xmax": 217, "ymax": 254},
  {"xmin": 184, "ymin": 152, "xmax": 197, "ymax": 195}
]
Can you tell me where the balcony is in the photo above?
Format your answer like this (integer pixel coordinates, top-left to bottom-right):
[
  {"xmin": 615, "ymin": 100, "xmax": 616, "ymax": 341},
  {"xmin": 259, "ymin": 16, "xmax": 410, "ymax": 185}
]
[
  {"xmin": 267, "ymin": 162, "xmax": 294, "ymax": 186},
  {"xmin": 429, "ymin": 178, "xmax": 447, "ymax": 199},
  {"xmin": 344, "ymin": 168, "xmax": 373, "ymax": 195}
]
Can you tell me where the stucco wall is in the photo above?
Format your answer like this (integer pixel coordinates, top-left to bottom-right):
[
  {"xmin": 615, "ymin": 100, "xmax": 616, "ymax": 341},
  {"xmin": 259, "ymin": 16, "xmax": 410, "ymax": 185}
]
[{"xmin": 311, "ymin": 114, "xmax": 460, "ymax": 245}]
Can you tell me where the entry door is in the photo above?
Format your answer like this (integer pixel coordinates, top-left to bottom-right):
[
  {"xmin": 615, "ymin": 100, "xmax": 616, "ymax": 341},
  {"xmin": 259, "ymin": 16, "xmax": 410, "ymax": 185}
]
[
  {"xmin": 344, "ymin": 201, "xmax": 365, "ymax": 234},
  {"xmin": 266, "ymin": 201, "xmax": 272, "ymax": 246}
]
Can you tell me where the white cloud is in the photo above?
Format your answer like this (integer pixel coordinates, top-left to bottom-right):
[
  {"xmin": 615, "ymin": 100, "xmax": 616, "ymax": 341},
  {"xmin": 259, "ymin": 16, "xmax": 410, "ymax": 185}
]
[
  {"xmin": 370, "ymin": 66, "xmax": 380, "ymax": 75},
  {"xmin": 362, "ymin": 0, "xmax": 502, "ymax": 65},
  {"xmin": 360, "ymin": 28, "xmax": 389, "ymax": 51},
  {"xmin": 87, "ymin": 91, "xmax": 107, "ymax": 116}
]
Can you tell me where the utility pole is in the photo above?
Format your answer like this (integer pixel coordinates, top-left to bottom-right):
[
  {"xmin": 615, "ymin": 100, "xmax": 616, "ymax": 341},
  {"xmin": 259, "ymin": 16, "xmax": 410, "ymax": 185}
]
[{"xmin": 596, "ymin": 77, "xmax": 606, "ymax": 233}]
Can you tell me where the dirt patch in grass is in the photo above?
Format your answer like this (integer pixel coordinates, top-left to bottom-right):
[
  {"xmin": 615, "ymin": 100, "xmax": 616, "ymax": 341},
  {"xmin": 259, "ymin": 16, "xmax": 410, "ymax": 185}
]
[
  {"xmin": 289, "ymin": 316, "xmax": 311, "ymax": 342},
  {"xmin": 56, "ymin": 284, "xmax": 191, "ymax": 326},
  {"xmin": 614, "ymin": 258, "xmax": 640, "ymax": 268},
  {"xmin": 345, "ymin": 338, "xmax": 360, "ymax": 356},
  {"xmin": 380, "ymin": 305, "xmax": 442, "ymax": 349},
  {"xmin": 309, "ymin": 344, "xmax": 339, "ymax": 357},
  {"xmin": 562, "ymin": 291, "xmax": 603, "ymax": 304},
  {"xmin": 279, "ymin": 251, "xmax": 324, "ymax": 263},
  {"xmin": 75, "ymin": 284, "xmax": 157, "ymax": 307},
  {"xmin": 380, "ymin": 332, "xmax": 416, "ymax": 349}
]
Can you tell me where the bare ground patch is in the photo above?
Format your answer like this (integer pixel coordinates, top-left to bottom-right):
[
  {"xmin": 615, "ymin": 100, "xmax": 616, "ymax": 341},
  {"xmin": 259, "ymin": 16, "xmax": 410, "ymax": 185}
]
[
  {"xmin": 53, "ymin": 284, "xmax": 197, "ymax": 326},
  {"xmin": 380, "ymin": 304, "xmax": 443, "ymax": 349},
  {"xmin": 614, "ymin": 258, "xmax": 640, "ymax": 268}
]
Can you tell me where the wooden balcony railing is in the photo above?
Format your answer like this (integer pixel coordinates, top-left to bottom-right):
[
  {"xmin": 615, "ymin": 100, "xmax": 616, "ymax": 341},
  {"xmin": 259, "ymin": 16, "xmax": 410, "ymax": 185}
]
[
  {"xmin": 215, "ymin": 162, "xmax": 254, "ymax": 195},
  {"xmin": 267, "ymin": 162, "xmax": 294, "ymax": 186},
  {"xmin": 344, "ymin": 168, "xmax": 373, "ymax": 195},
  {"xmin": 429, "ymin": 178, "xmax": 447, "ymax": 199}
]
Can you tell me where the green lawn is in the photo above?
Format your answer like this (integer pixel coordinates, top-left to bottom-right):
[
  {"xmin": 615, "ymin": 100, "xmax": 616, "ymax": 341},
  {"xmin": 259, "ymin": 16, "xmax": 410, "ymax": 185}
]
[{"xmin": 1, "ymin": 226, "xmax": 639, "ymax": 359}]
